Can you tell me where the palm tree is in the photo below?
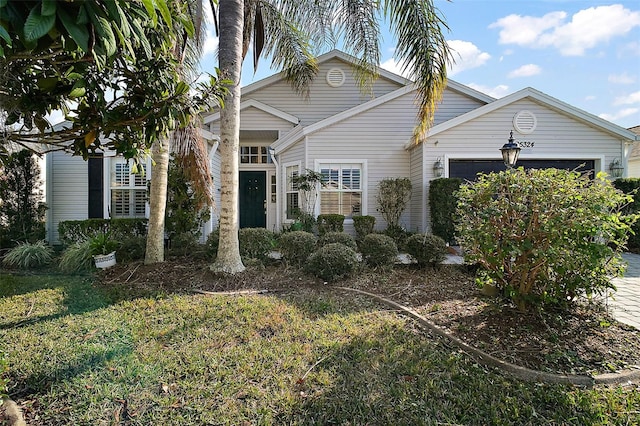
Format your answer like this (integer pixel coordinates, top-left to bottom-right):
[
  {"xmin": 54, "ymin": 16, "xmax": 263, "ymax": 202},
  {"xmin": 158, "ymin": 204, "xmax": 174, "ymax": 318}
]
[
  {"xmin": 145, "ymin": 0, "xmax": 215, "ymax": 264},
  {"xmin": 211, "ymin": 0, "xmax": 451, "ymax": 273}
]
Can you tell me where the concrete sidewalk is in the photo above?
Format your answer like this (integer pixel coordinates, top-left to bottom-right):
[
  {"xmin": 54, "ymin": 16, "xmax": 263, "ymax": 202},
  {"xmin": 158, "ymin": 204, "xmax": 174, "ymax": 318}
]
[{"xmin": 609, "ymin": 253, "xmax": 640, "ymax": 330}]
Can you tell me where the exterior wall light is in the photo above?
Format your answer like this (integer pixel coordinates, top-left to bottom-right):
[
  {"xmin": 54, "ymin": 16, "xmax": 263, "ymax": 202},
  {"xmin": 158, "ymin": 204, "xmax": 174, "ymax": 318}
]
[
  {"xmin": 609, "ymin": 158, "xmax": 624, "ymax": 178},
  {"xmin": 500, "ymin": 130, "xmax": 521, "ymax": 168},
  {"xmin": 433, "ymin": 158, "xmax": 444, "ymax": 177}
]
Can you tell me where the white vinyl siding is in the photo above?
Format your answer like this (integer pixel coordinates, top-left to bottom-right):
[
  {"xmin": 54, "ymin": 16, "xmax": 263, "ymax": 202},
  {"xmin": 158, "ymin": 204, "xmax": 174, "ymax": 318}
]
[{"xmin": 409, "ymin": 144, "xmax": 426, "ymax": 232}]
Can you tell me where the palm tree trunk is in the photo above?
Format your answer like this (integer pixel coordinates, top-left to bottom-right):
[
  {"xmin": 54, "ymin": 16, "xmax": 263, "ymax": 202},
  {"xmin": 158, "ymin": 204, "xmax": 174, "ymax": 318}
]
[
  {"xmin": 144, "ymin": 137, "xmax": 170, "ymax": 264},
  {"xmin": 211, "ymin": 0, "xmax": 245, "ymax": 273}
]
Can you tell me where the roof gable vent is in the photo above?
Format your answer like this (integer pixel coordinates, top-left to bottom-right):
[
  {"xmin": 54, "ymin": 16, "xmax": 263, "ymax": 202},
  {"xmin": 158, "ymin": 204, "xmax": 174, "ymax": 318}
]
[
  {"xmin": 326, "ymin": 68, "xmax": 346, "ymax": 87},
  {"xmin": 513, "ymin": 110, "xmax": 537, "ymax": 134}
]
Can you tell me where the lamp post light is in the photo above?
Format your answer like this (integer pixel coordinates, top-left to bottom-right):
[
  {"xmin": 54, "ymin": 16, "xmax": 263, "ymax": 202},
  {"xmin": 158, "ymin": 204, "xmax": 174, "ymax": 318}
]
[{"xmin": 500, "ymin": 130, "xmax": 521, "ymax": 168}]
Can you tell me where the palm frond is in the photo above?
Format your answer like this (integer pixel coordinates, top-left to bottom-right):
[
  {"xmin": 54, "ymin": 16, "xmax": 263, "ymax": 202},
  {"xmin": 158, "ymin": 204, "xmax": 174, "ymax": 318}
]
[{"xmin": 384, "ymin": 0, "xmax": 453, "ymax": 141}]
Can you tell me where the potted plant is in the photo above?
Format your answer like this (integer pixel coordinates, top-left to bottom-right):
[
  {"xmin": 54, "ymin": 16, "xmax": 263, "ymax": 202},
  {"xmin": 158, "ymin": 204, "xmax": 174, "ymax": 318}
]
[{"xmin": 90, "ymin": 233, "xmax": 119, "ymax": 269}]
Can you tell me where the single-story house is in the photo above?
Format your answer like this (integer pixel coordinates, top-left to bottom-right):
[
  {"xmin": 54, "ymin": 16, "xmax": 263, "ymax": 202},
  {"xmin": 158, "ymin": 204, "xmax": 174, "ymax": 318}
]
[{"xmin": 45, "ymin": 50, "xmax": 640, "ymax": 243}]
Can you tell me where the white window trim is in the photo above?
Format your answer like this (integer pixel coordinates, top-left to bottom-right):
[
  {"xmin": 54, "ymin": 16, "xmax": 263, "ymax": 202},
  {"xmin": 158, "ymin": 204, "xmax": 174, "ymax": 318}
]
[
  {"xmin": 108, "ymin": 156, "xmax": 150, "ymax": 219},
  {"xmin": 282, "ymin": 161, "xmax": 301, "ymax": 223},
  {"xmin": 314, "ymin": 159, "xmax": 368, "ymax": 220}
]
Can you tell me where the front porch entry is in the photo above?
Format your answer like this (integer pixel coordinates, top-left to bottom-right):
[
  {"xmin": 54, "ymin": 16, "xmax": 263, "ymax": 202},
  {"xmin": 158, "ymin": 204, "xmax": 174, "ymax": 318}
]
[{"xmin": 239, "ymin": 171, "xmax": 266, "ymax": 228}]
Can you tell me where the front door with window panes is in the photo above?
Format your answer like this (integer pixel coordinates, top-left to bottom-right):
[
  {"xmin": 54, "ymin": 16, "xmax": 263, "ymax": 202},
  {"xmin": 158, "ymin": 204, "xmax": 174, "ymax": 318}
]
[
  {"xmin": 111, "ymin": 159, "xmax": 147, "ymax": 218},
  {"xmin": 319, "ymin": 164, "xmax": 362, "ymax": 218}
]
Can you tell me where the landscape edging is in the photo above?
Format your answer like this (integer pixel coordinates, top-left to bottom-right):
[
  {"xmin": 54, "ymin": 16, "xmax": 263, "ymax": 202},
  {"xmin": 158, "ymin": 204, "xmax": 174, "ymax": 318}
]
[{"xmin": 335, "ymin": 286, "xmax": 640, "ymax": 387}]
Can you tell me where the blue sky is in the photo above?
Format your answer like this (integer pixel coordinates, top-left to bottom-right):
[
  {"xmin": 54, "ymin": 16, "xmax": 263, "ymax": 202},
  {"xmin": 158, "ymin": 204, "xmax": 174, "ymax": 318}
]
[{"xmin": 199, "ymin": 1, "xmax": 640, "ymax": 129}]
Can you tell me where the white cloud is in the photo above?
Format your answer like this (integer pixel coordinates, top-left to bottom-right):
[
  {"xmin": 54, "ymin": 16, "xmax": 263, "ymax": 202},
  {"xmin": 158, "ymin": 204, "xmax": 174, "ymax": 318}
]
[
  {"xmin": 609, "ymin": 72, "xmax": 637, "ymax": 85},
  {"xmin": 614, "ymin": 91, "xmax": 640, "ymax": 106},
  {"xmin": 585, "ymin": 95, "xmax": 596, "ymax": 101},
  {"xmin": 599, "ymin": 108, "xmax": 640, "ymax": 122},
  {"xmin": 202, "ymin": 30, "xmax": 219, "ymax": 56},
  {"xmin": 490, "ymin": 5, "xmax": 640, "ymax": 56},
  {"xmin": 466, "ymin": 83, "xmax": 511, "ymax": 99},
  {"xmin": 508, "ymin": 64, "xmax": 542, "ymax": 78},
  {"xmin": 380, "ymin": 57, "xmax": 411, "ymax": 79},
  {"xmin": 446, "ymin": 40, "xmax": 491, "ymax": 76}
]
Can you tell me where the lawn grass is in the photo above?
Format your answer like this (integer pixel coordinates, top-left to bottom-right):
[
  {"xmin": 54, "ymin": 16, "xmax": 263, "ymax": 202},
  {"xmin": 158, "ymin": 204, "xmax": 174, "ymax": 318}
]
[{"xmin": 1, "ymin": 273, "xmax": 639, "ymax": 425}]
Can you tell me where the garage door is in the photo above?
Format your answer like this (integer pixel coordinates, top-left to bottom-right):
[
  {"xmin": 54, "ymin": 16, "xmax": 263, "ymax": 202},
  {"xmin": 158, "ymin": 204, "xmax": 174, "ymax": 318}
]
[{"xmin": 449, "ymin": 159, "xmax": 595, "ymax": 181}]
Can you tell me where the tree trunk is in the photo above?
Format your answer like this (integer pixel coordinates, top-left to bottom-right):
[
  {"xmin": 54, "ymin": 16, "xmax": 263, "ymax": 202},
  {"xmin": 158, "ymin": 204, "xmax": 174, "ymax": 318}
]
[
  {"xmin": 144, "ymin": 137, "xmax": 170, "ymax": 264},
  {"xmin": 211, "ymin": 0, "xmax": 245, "ymax": 273}
]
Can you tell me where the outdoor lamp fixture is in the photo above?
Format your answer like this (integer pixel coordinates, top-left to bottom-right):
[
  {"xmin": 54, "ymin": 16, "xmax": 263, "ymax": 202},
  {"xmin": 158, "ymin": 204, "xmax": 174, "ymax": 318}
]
[
  {"xmin": 609, "ymin": 158, "xmax": 624, "ymax": 178},
  {"xmin": 500, "ymin": 130, "xmax": 521, "ymax": 168},
  {"xmin": 433, "ymin": 157, "xmax": 444, "ymax": 177}
]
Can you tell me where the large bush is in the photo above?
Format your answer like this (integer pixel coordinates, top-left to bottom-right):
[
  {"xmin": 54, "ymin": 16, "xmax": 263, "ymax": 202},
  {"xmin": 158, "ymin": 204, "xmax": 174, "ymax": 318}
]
[
  {"xmin": 278, "ymin": 231, "xmax": 316, "ymax": 267},
  {"xmin": 429, "ymin": 178, "xmax": 462, "ymax": 244},
  {"xmin": 456, "ymin": 168, "xmax": 635, "ymax": 309},
  {"xmin": 306, "ymin": 243, "xmax": 358, "ymax": 281},
  {"xmin": 0, "ymin": 149, "xmax": 46, "ymax": 248},
  {"xmin": 377, "ymin": 177, "xmax": 411, "ymax": 228},
  {"xmin": 612, "ymin": 178, "xmax": 640, "ymax": 252},
  {"xmin": 360, "ymin": 233, "xmax": 398, "ymax": 270},
  {"xmin": 239, "ymin": 228, "xmax": 274, "ymax": 262},
  {"xmin": 318, "ymin": 232, "xmax": 357, "ymax": 251},
  {"xmin": 406, "ymin": 234, "xmax": 447, "ymax": 267},
  {"xmin": 58, "ymin": 218, "xmax": 147, "ymax": 246}
]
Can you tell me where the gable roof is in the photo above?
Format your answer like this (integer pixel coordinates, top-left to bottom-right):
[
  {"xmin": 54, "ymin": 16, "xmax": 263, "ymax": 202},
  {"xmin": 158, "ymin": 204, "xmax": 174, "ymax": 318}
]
[
  {"xmin": 203, "ymin": 99, "xmax": 299, "ymax": 125},
  {"xmin": 405, "ymin": 87, "xmax": 640, "ymax": 149}
]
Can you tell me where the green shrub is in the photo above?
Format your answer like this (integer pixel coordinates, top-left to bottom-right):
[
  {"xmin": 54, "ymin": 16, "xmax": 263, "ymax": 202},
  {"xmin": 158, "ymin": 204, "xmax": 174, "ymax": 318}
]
[
  {"xmin": 89, "ymin": 233, "xmax": 120, "ymax": 255},
  {"xmin": 239, "ymin": 228, "xmax": 274, "ymax": 262},
  {"xmin": 59, "ymin": 240, "xmax": 94, "ymax": 273},
  {"xmin": 305, "ymin": 243, "xmax": 358, "ymax": 281},
  {"xmin": 383, "ymin": 224, "xmax": 411, "ymax": 251},
  {"xmin": 406, "ymin": 234, "xmax": 447, "ymax": 267},
  {"xmin": 377, "ymin": 177, "xmax": 411, "ymax": 228},
  {"xmin": 360, "ymin": 234, "xmax": 398, "ymax": 270},
  {"xmin": 206, "ymin": 229, "xmax": 220, "ymax": 258},
  {"xmin": 117, "ymin": 236, "xmax": 146, "ymax": 262},
  {"xmin": 456, "ymin": 168, "xmax": 635, "ymax": 310},
  {"xmin": 317, "ymin": 214, "xmax": 345, "ymax": 235},
  {"xmin": 353, "ymin": 215, "xmax": 376, "ymax": 242},
  {"xmin": 2, "ymin": 240, "xmax": 53, "ymax": 269},
  {"xmin": 612, "ymin": 178, "xmax": 640, "ymax": 252},
  {"xmin": 429, "ymin": 178, "xmax": 462, "ymax": 244},
  {"xmin": 168, "ymin": 232, "xmax": 200, "ymax": 257},
  {"xmin": 278, "ymin": 231, "xmax": 316, "ymax": 267},
  {"xmin": 318, "ymin": 232, "xmax": 357, "ymax": 251},
  {"xmin": 0, "ymin": 351, "xmax": 8, "ymax": 399},
  {"xmin": 59, "ymin": 218, "xmax": 147, "ymax": 246}
]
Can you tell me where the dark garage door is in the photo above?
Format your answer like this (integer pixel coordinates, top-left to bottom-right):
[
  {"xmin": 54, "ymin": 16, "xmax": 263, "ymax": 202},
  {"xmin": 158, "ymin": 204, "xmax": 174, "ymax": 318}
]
[{"xmin": 449, "ymin": 159, "xmax": 595, "ymax": 182}]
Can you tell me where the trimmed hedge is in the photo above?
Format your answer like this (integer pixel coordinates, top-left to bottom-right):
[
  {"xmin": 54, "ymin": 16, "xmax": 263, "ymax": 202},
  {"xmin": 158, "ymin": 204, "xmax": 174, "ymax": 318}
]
[
  {"xmin": 318, "ymin": 232, "xmax": 357, "ymax": 251},
  {"xmin": 429, "ymin": 177, "xmax": 462, "ymax": 244},
  {"xmin": 317, "ymin": 214, "xmax": 344, "ymax": 235},
  {"xmin": 360, "ymin": 233, "xmax": 398, "ymax": 270},
  {"xmin": 239, "ymin": 228, "xmax": 275, "ymax": 262},
  {"xmin": 406, "ymin": 233, "xmax": 447, "ymax": 267},
  {"xmin": 58, "ymin": 218, "xmax": 147, "ymax": 246},
  {"xmin": 353, "ymin": 215, "xmax": 375, "ymax": 241},
  {"xmin": 278, "ymin": 231, "xmax": 317, "ymax": 267},
  {"xmin": 612, "ymin": 178, "xmax": 640, "ymax": 252},
  {"xmin": 306, "ymin": 243, "xmax": 358, "ymax": 281}
]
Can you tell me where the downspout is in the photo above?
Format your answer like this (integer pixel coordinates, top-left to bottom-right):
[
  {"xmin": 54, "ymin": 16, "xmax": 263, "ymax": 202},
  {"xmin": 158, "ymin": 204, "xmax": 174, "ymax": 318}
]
[{"xmin": 269, "ymin": 146, "xmax": 280, "ymax": 231}]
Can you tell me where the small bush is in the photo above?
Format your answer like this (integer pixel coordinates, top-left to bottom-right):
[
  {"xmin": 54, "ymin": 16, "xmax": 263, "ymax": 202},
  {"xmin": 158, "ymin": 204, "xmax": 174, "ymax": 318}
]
[
  {"xmin": 406, "ymin": 234, "xmax": 447, "ymax": 267},
  {"xmin": 206, "ymin": 229, "xmax": 220, "ymax": 258},
  {"xmin": 239, "ymin": 228, "xmax": 275, "ymax": 262},
  {"xmin": 117, "ymin": 236, "xmax": 146, "ymax": 262},
  {"xmin": 317, "ymin": 214, "xmax": 345, "ymax": 235},
  {"xmin": 2, "ymin": 240, "xmax": 53, "ymax": 269},
  {"xmin": 59, "ymin": 240, "xmax": 94, "ymax": 273},
  {"xmin": 429, "ymin": 178, "xmax": 462, "ymax": 244},
  {"xmin": 383, "ymin": 224, "xmax": 411, "ymax": 251},
  {"xmin": 360, "ymin": 234, "xmax": 398, "ymax": 270},
  {"xmin": 306, "ymin": 243, "xmax": 358, "ymax": 281},
  {"xmin": 168, "ymin": 233, "xmax": 200, "ymax": 257},
  {"xmin": 89, "ymin": 233, "xmax": 120, "ymax": 255},
  {"xmin": 278, "ymin": 231, "xmax": 316, "ymax": 267},
  {"xmin": 318, "ymin": 232, "xmax": 357, "ymax": 251},
  {"xmin": 353, "ymin": 215, "xmax": 375, "ymax": 242}
]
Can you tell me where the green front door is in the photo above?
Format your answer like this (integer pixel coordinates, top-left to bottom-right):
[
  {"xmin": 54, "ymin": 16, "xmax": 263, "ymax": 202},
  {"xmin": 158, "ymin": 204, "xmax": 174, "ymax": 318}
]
[{"xmin": 239, "ymin": 171, "xmax": 266, "ymax": 228}]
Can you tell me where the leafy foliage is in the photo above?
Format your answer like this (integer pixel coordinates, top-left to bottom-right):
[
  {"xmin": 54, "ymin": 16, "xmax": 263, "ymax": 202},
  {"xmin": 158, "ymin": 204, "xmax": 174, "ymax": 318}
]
[
  {"xmin": 89, "ymin": 233, "xmax": 120, "ymax": 256},
  {"xmin": 116, "ymin": 236, "xmax": 147, "ymax": 263},
  {"xmin": 360, "ymin": 234, "xmax": 398, "ymax": 270},
  {"xmin": 0, "ymin": 350, "xmax": 7, "ymax": 400},
  {"xmin": 58, "ymin": 240, "xmax": 94, "ymax": 274},
  {"xmin": 165, "ymin": 154, "xmax": 211, "ymax": 241},
  {"xmin": 0, "ymin": 150, "xmax": 46, "ymax": 248},
  {"xmin": 382, "ymin": 224, "xmax": 412, "ymax": 251},
  {"xmin": 277, "ymin": 231, "xmax": 316, "ymax": 267},
  {"xmin": 377, "ymin": 178, "xmax": 412, "ymax": 229},
  {"xmin": 306, "ymin": 243, "xmax": 358, "ymax": 281},
  {"xmin": 239, "ymin": 228, "xmax": 275, "ymax": 262},
  {"xmin": 0, "ymin": 0, "xmax": 227, "ymax": 161},
  {"xmin": 316, "ymin": 214, "xmax": 345, "ymax": 236},
  {"xmin": 612, "ymin": 178, "xmax": 640, "ymax": 252},
  {"xmin": 353, "ymin": 215, "xmax": 376, "ymax": 242},
  {"xmin": 456, "ymin": 168, "xmax": 635, "ymax": 309},
  {"xmin": 58, "ymin": 218, "xmax": 147, "ymax": 246},
  {"xmin": 318, "ymin": 232, "xmax": 357, "ymax": 251},
  {"xmin": 406, "ymin": 234, "xmax": 447, "ymax": 267},
  {"xmin": 429, "ymin": 177, "xmax": 462, "ymax": 244},
  {"xmin": 2, "ymin": 240, "xmax": 53, "ymax": 269}
]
